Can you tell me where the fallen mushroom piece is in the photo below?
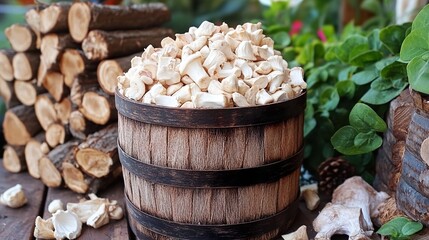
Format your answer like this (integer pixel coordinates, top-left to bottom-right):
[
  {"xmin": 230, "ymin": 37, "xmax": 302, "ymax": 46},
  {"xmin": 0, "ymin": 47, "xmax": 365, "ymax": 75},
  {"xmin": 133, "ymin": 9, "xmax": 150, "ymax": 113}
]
[
  {"xmin": 34, "ymin": 216, "xmax": 55, "ymax": 239},
  {"xmin": 87, "ymin": 203, "xmax": 110, "ymax": 229},
  {"xmin": 179, "ymin": 52, "xmax": 210, "ymax": 90},
  {"xmin": 282, "ymin": 225, "xmax": 308, "ymax": 240},
  {"xmin": 192, "ymin": 92, "xmax": 228, "ymax": 108},
  {"xmin": 232, "ymin": 92, "xmax": 250, "ymax": 107},
  {"xmin": 313, "ymin": 203, "xmax": 370, "ymax": 240},
  {"xmin": 421, "ymin": 137, "xmax": 429, "ymax": 165},
  {"xmin": 48, "ymin": 199, "xmax": 64, "ymax": 214},
  {"xmin": 301, "ymin": 184, "xmax": 320, "ymax": 211},
  {"xmin": 155, "ymin": 95, "xmax": 181, "ymax": 107},
  {"xmin": 108, "ymin": 204, "xmax": 124, "ymax": 220},
  {"xmin": 67, "ymin": 198, "xmax": 109, "ymax": 222},
  {"xmin": 0, "ymin": 184, "xmax": 27, "ymax": 208},
  {"xmin": 52, "ymin": 210, "xmax": 82, "ymax": 240},
  {"xmin": 235, "ymin": 41, "xmax": 256, "ymax": 61}
]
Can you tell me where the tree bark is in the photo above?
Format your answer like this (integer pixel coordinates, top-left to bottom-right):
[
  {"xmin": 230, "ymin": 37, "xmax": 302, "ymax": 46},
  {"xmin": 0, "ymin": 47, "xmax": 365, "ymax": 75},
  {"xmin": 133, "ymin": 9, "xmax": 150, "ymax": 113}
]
[
  {"xmin": 41, "ymin": 71, "xmax": 69, "ymax": 102},
  {"xmin": 3, "ymin": 104, "xmax": 42, "ymax": 146},
  {"xmin": 60, "ymin": 49, "xmax": 98, "ymax": 87},
  {"xmin": 54, "ymin": 98, "xmax": 73, "ymax": 125},
  {"xmin": 68, "ymin": 2, "xmax": 170, "ymax": 42},
  {"xmin": 25, "ymin": 132, "xmax": 47, "ymax": 179},
  {"xmin": 80, "ymin": 89, "xmax": 117, "ymax": 125},
  {"xmin": 39, "ymin": 139, "xmax": 81, "ymax": 188},
  {"xmin": 97, "ymin": 52, "xmax": 142, "ymax": 95},
  {"xmin": 0, "ymin": 79, "xmax": 20, "ymax": 108},
  {"xmin": 69, "ymin": 110, "xmax": 104, "ymax": 140},
  {"xmin": 3, "ymin": 145, "xmax": 26, "ymax": 173},
  {"xmin": 39, "ymin": 2, "xmax": 71, "ymax": 33},
  {"xmin": 14, "ymin": 79, "xmax": 46, "ymax": 106},
  {"xmin": 82, "ymin": 28, "xmax": 173, "ymax": 60},
  {"xmin": 0, "ymin": 49, "xmax": 15, "ymax": 81},
  {"xmin": 13, "ymin": 52, "xmax": 40, "ymax": 81},
  {"xmin": 35, "ymin": 94, "xmax": 59, "ymax": 131},
  {"xmin": 40, "ymin": 33, "xmax": 79, "ymax": 70},
  {"xmin": 75, "ymin": 124, "xmax": 118, "ymax": 178},
  {"xmin": 5, "ymin": 24, "xmax": 38, "ymax": 52}
]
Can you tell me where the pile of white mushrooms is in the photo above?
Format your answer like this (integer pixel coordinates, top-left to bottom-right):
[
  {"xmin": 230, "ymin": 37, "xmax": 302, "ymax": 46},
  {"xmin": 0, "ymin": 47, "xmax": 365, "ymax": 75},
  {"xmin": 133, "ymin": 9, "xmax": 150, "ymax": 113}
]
[{"xmin": 117, "ymin": 21, "xmax": 307, "ymax": 108}]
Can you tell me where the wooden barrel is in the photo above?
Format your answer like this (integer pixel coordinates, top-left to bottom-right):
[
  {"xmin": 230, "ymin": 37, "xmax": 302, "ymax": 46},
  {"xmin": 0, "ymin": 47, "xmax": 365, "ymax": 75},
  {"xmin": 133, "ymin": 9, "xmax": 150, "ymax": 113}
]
[
  {"xmin": 397, "ymin": 89, "xmax": 429, "ymax": 225},
  {"xmin": 115, "ymin": 90, "xmax": 306, "ymax": 240}
]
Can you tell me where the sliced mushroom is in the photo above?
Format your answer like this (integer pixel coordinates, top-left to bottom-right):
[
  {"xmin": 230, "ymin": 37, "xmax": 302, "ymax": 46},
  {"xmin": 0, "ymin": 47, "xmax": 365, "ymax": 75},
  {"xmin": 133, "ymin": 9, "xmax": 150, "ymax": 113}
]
[
  {"xmin": 256, "ymin": 89, "xmax": 274, "ymax": 105},
  {"xmin": 179, "ymin": 52, "xmax": 210, "ymax": 90},
  {"xmin": 48, "ymin": 199, "xmax": 64, "ymax": 214},
  {"xmin": 87, "ymin": 203, "xmax": 110, "ymax": 229},
  {"xmin": 232, "ymin": 92, "xmax": 250, "ymax": 107},
  {"xmin": 154, "ymin": 95, "xmax": 181, "ymax": 107},
  {"xmin": 142, "ymin": 83, "xmax": 167, "ymax": 104},
  {"xmin": 235, "ymin": 41, "xmax": 256, "ymax": 61},
  {"xmin": 203, "ymin": 50, "xmax": 226, "ymax": 76},
  {"xmin": 52, "ymin": 210, "xmax": 82, "ymax": 240},
  {"xmin": 173, "ymin": 84, "xmax": 192, "ymax": 104},
  {"xmin": 192, "ymin": 92, "xmax": 228, "ymax": 108},
  {"xmin": 34, "ymin": 216, "xmax": 55, "ymax": 239},
  {"xmin": 194, "ymin": 21, "xmax": 216, "ymax": 37},
  {"xmin": 156, "ymin": 57, "xmax": 181, "ymax": 85},
  {"xmin": 0, "ymin": 184, "xmax": 27, "ymax": 208},
  {"xmin": 167, "ymin": 82, "xmax": 183, "ymax": 96},
  {"xmin": 221, "ymin": 75, "xmax": 238, "ymax": 93}
]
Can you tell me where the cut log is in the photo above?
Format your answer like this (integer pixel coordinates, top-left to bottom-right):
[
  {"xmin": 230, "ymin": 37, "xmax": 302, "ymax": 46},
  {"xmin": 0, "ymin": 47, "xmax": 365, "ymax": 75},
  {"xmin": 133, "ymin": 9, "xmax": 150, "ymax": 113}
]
[
  {"xmin": 82, "ymin": 28, "xmax": 173, "ymax": 60},
  {"xmin": 41, "ymin": 71, "xmax": 69, "ymax": 102},
  {"xmin": 40, "ymin": 34, "xmax": 79, "ymax": 69},
  {"xmin": 3, "ymin": 104, "xmax": 42, "ymax": 146},
  {"xmin": 45, "ymin": 123, "xmax": 70, "ymax": 148},
  {"xmin": 13, "ymin": 52, "xmax": 40, "ymax": 81},
  {"xmin": 39, "ymin": 2, "xmax": 71, "ymax": 33},
  {"xmin": 97, "ymin": 52, "xmax": 142, "ymax": 95},
  {"xmin": 68, "ymin": 2, "xmax": 170, "ymax": 42},
  {"xmin": 69, "ymin": 110, "xmax": 104, "ymax": 140},
  {"xmin": 60, "ymin": 49, "xmax": 98, "ymax": 87},
  {"xmin": 37, "ymin": 57, "xmax": 47, "ymax": 86},
  {"xmin": 0, "ymin": 49, "xmax": 15, "ymax": 81},
  {"xmin": 0, "ymin": 78, "xmax": 20, "ymax": 108},
  {"xmin": 35, "ymin": 94, "xmax": 58, "ymax": 131},
  {"xmin": 55, "ymin": 98, "xmax": 73, "ymax": 125},
  {"xmin": 4, "ymin": 24, "xmax": 37, "ymax": 52},
  {"xmin": 3, "ymin": 145, "xmax": 26, "ymax": 173},
  {"xmin": 25, "ymin": 132, "xmax": 46, "ymax": 179},
  {"xmin": 75, "ymin": 124, "xmax": 118, "ymax": 178},
  {"xmin": 39, "ymin": 139, "xmax": 80, "ymax": 188},
  {"xmin": 25, "ymin": 8, "xmax": 42, "ymax": 49},
  {"xmin": 70, "ymin": 73, "xmax": 99, "ymax": 106},
  {"xmin": 14, "ymin": 79, "xmax": 46, "ymax": 106},
  {"xmin": 80, "ymin": 90, "xmax": 116, "ymax": 125},
  {"xmin": 62, "ymin": 161, "xmax": 122, "ymax": 194}
]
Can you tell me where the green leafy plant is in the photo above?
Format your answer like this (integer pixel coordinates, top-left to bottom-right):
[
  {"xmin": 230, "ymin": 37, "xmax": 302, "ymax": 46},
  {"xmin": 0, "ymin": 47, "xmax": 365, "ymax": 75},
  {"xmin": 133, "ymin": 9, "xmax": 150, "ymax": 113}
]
[
  {"xmin": 400, "ymin": 4, "xmax": 429, "ymax": 95},
  {"xmin": 377, "ymin": 217, "xmax": 423, "ymax": 240}
]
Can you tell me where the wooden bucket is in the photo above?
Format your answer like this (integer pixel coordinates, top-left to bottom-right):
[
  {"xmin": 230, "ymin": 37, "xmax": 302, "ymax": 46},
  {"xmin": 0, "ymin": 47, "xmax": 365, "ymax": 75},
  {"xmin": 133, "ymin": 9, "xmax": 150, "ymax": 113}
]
[
  {"xmin": 115, "ymin": 90, "xmax": 306, "ymax": 239},
  {"xmin": 397, "ymin": 89, "xmax": 429, "ymax": 225}
]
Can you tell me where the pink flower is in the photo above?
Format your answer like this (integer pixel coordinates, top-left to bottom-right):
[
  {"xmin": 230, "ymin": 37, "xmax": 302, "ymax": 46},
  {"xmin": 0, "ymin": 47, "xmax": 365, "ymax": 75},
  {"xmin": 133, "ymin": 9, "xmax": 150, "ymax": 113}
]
[
  {"xmin": 317, "ymin": 29, "xmax": 327, "ymax": 42},
  {"xmin": 290, "ymin": 20, "xmax": 303, "ymax": 36}
]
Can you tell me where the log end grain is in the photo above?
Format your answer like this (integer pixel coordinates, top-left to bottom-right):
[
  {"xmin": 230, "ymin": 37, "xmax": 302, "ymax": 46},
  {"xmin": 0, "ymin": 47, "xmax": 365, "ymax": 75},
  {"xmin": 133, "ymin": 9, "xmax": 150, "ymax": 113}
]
[
  {"xmin": 39, "ymin": 5, "xmax": 62, "ymax": 33},
  {"xmin": 3, "ymin": 108, "xmax": 32, "ymax": 145},
  {"xmin": 97, "ymin": 59, "xmax": 122, "ymax": 95},
  {"xmin": 5, "ymin": 24, "xmax": 35, "ymax": 52},
  {"xmin": 45, "ymin": 123, "xmax": 67, "ymax": 148},
  {"xmin": 13, "ymin": 52, "xmax": 38, "ymax": 81},
  {"xmin": 80, "ymin": 92, "xmax": 112, "ymax": 125},
  {"xmin": 82, "ymin": 30, "xmax": 108, "ymax": 60},
  {"xmin": 0, "ymin": 50, "xmax": 14, "ymax": 81},
  {"xmin": 39, "ymin": 156, "xmax": 62, "ymax": 187},
  {"xmin": 55, "ymin": 98, "xmax": 72, "ymax": 125},
  {"xmin": 42, "ymin": 71, "xmax": 66, "ymax": 102},
  {"xmin": 14, "ymin": 80, "xmax": 38, "ymax": 106},
  {"xmin": 68, "ymin": 2, "xmax": 91, "ymax": 42},
  {"xmin": 40, "ymin": 34, "xmax": 61, "ymax": 67},
  {"xmin": 76, "ymin": 148, "xmax": 113, "ymax": 178},
  {"xmin": 25, "ymin": 8, "xmax": 41, "ymax": 33},
  {"xmin": 62, "ymin": 162, "xmax": 89, "ymax": 194},
  {"xmin": 3, "ymin": 145, "xmax": 25, "ymax": 173},
  {"xmin": 60, "ymin": 49, "xmax": 87, "ymax": 87},
  {"xmin": 25, "ymin": 139, "xmax": 44, "ymax": 178},
  {"xmin": 35, "ymin": 94, "xmax": 58, "ymax": 131}
]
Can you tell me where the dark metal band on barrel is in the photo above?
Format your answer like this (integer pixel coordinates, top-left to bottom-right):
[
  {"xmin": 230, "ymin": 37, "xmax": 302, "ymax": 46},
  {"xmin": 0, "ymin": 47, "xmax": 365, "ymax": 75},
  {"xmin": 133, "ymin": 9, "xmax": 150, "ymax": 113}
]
[
  {"xmin": 125, "ymin": 192, "xmax": 299, "ymax": 239},
  {"xmin": 115, "ymin": 89, "xmax": 306, "ymax": 128},
  {"xmin": 118, "ymin": 142, "xmax": 303, "ymax": 188}
]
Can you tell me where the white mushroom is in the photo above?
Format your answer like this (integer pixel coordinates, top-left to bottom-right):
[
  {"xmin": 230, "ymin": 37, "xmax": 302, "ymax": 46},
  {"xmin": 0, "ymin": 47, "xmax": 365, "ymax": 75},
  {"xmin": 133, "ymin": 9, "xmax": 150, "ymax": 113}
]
[
  {"xmin": 172, "ymin": 84, "xmax": 192, "ymax": 104},
  {"xmin": 203, "ymin": 50, "xmax": 226, "ymax": 76},
  {"xmin": 179, "ymin": 52, "xmax": 210, "ymax": 90},
  {"xmin": 48, "ymin": 199, "xmax": 64, "ymax": 214},
  {"xmin": 52, "ymin": 210, "xmax": 82, "ymax": 240},
  {"xmin": 34, "ymin": 216, "xmax": 55, "ymax": 239},
  {"xmin": 238, "ymin": 80, "xmax": 250, "ymax": 95},
  {"xmin": 181, "ymin": 75, "xmax": 194, "ymax": 85},
  {"xmin": 221, "ymin": 75, "xmax": 238, "ymax": 93},
  {"xmin": 186, "ymin": 36, "xmax": 208, "ymax": 52},
  {"xmin": 209, "ymin": 40, "xmax": 235, "ymax": 60},
  {"xmin": 261, "ymin": 37, "xmax": 274, "ymax": 48},
  {"xmin": 209, "ymin": 32, "xmax": 224, "ymax": 42},
  {"xmin": 244, "ymin": 76, "xmax": 269, "ymax": 90},
  {"xmin": 108, "ymin": 204, "xmax": 124, "ymax": 220},
  {"xmin": 141, "ymin": 45, "xmax": 155, "ymax": 60},
  {"xmin": 271, "ymin": 90, "xmax": 288, "ymax": 102},
  {"xmin": 268, "ymin": 55, "xmax": 285, "ymax": 72},
  {"xmin": 161, "ymin": 43, "xmax": 179, "ymax": 58},
  {"xmin": 256, "ymin": 89, "xmax": 274, "ymax": 105},
  {"xmin": 194, "ymin": 21, "xmax": 216, "ymax": 37},
  {"xmin": 142, "ymin": 83, "xmax": 167, "ymax": 104},
  {"xmin": 255, "ymin": 61, "xmax": 272, "ymax": 75},
  {"xmin": 219, "ymin": 22, "xmax": 229, "ymax": 33},
  {"xmin": 156, "ymin": 57, "xmax": 181, "ymax": 85},
  {"xmin": 235, "ymin": 41, "xmax": 256, "ymax": 61},
  {"xmin": 181, "ymin": 45, "xmax": 194, "ymax": 59},
  {"xmin": 420, "ymin": 137, "xmax": 429, "ymax": 165},
  {"xmin": 154, "ymin": 95, "xmax": 181, "ymax": 107},
  {"xmin": 256, "ymin": 45, "xmax": 274, "ymax": 60},
  {"xmin": 301, "ymin": 184, "xmax": 320, "ymax": 211},
  {"xmin": 208, "ymin": 80, "xmax": 225, "ymax": 95},
  {"xmin": 268, "ymin": 71, "xmax": 285, "ymax": 93},
  {"xmin": 290, "ymin": 67, "xmax": 307, "ymax": 88},
  {"xmin": 250, "ymin": 29, "xmax": 264, "ymax": 46},
  {"xmin": 167, "ymin": 82, "xmax": 183, "ymax": 96},
  {"xmin": 245, "ymin": 85, "xmax": 258, "ymax": 106},
  {"xmin": 130, "ymin": 56, "xmax": 142, "ymax": 67},
  {"xmin": 124, "ymin": 78, "xmax": 145, "ymax": 101},
  {"xmin": 232, "ymin": 92, "xmax": 250, "ymax": 107},
  {"xmin": 234, "ymin": 59, "xmax": 253, "ymax": 79},
  {"xmin": 86, "ymin": 203, "xmax": 110, "ymax": 229},
  {"xmin": 280, "ymin": 83, "xmax": 295, "ymax": 99},
  {"xmin": 67, "ymin": 198, "xmax": 109, "ymax": 223},
  {"xmin": 243, "ymin": 22, "xmax": 262, "ymax": 33},
  {"xmin": 282, "ymin": 225, "xmax": 308, "ymax": 240},
  {"xmin": 200, "ymin": 45, "xmax": 210, "ymax": 59},
  {"xmin": 216, "ymin": 66, "xmax": 241, "ymax": 80},
  {"xmin": 181, "ymin": 101, "xmax": 195, "ymax": 108},
  {"xmin": 0, "ymin": 184, "xmax": 27, "ymax": 208},
  {"xmin": 175, "ymin": 33, "xmax": 193, "ymax": 48},
  {"xmin": 225, "ymin": 32, "xmax": 240, "ymax": 51},
  {"xmin": 192, "ymin": 92, "xmax": 228, "ymax": 108},
  {"xmin": 189, "ymin": 83, "xmax": 201, "ymax": 96},
  {"xmin": 141, "ymin": 60, "xmax": 157, "ymax": 80}
]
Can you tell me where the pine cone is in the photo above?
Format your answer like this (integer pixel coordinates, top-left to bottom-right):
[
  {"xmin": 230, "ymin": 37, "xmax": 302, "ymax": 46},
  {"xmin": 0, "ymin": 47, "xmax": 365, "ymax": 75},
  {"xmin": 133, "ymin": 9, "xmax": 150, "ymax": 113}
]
[{"xmin": 317, "ymin": 157, "xmax": 356, "ymax": 197}]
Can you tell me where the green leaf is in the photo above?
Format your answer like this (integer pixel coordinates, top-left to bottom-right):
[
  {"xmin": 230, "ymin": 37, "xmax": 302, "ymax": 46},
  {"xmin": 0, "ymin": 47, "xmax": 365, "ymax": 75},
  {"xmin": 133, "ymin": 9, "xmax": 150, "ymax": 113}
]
[
  {"xmin": 331, "ymin": 126, "xmax": 382, "ymax": 155},
  {"xmin": 361, "ymin": 86, "xmax": 407, "ymax": 105},
  {"xmin": 377, "ymin": 225, "xmax": 400, "ymax": 237},
  {"xmin": 336, "ymin": 35, "xmax": 368, "ymax": 63},
  {"xmin": 318, "ymin": 87, "xmax": 340, "ymax": 112},
  {"xmin": 401, "ymin": 221, "xmax": 423, "ymax": 236},
  {"xmin": 381, "ymin": 61, "xmax": 407, "ymax": 80},
  {"xmin": 412, "ymin": 4, "xmax": 429, "ymax": 30},
  {"xmin": 378, "ymin": 217, "xmax": 411, "ymax": 236},
  {"xmin": 376, "ymin": 57, "xmax": 399, "ymax": 70},
  {"xmin": 400, "ymin": 28, "xmax": 429, "ymax": 62},
  {"xmin": 371, "ymin": 78, "xmax": 393, "ymax": 91},
  {"xmin": 272, "ymin": 31, "xmax": 291, "ymax": 49},
  {"xmin": 349, "ymin": 103, "xmax": 387, "ymax": 132},
  {"xmin": 368, "ymin": 29, "xmax": 382, "ymax": 50},
  {"xmin": 338, "ymin": 66, "xmax": 357, "ymax": 80},
  {"xmin": 351, "ymin": 66, "xmax": 378, "ymax": 85},
  {"xmin": 407, "ymin": 56, "xmax": 429, "ymax": 94},
  {"xmin": 304, "ymin": 118, "xmax": 316, "ymax": 137},
  {"xmin": 336, "ymin": 80, "xmax": 355, "ymax": 98},
  {"xmin": 350, "ymin": 50, "xmax": 383, "ymax": 67},
  {"xmin": 380, "ymin": 25, "xmax": 408, "ymax": 54},
  {"xmin": 354, "ymin": 131, "xmax": 380, "ymax": 149}
]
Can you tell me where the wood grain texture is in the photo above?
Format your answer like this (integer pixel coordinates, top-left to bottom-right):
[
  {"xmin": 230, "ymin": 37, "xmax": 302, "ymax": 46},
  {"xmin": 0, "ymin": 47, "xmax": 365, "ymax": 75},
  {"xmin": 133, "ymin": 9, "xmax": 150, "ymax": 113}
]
[
  {"xmin": 3, "ymin": 104, "xmax": 42, "ymax": 146},
  {"xmin": 118, "ymin": 95, "xmax": 304, "ymax": 240},
  {"xmin": 0, "ymin": 160, "xmax": 46, "ymax": 240}
]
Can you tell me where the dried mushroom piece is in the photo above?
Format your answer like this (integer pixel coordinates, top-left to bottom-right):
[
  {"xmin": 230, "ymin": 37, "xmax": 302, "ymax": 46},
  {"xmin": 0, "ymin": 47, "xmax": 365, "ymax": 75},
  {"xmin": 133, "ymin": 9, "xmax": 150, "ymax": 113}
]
[{"xmin": 0, "ymin": 184, "xmax": 27, "ymax": 208}]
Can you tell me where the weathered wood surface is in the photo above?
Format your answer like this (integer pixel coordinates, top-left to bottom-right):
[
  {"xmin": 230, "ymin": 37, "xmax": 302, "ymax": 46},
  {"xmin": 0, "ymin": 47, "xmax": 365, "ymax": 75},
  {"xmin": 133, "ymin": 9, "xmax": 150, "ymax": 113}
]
[{"xmin": 0, "ymin": 160, "xmax": 46, "ymax": 240}]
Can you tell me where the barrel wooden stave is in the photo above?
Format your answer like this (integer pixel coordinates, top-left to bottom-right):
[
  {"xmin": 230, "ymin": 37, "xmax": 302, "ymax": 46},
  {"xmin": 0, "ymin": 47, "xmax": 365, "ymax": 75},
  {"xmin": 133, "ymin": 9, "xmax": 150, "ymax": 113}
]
[
  {"xmin": 396, "ymin": 178, "xmax": 429, "ymax": 225},
  {"xmin": 118, "ymin": 111, "xmax": 303, "ymax": 240}
]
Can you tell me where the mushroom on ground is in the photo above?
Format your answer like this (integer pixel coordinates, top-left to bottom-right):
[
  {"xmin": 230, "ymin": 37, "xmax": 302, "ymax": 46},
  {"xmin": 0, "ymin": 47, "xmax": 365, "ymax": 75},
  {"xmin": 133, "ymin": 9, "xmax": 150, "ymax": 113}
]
[
  {"xmin": 301, "ymin": 184, "xmax": 320, "ymax": 211},
  {"xmin": 0, "ymin": 184, "xmax": 27, "ymax": 208},
  {"xmin": 34, "ymin": 216, "xmax": 55, "ymax": 239},
  {"xmin": 86, "ymin": 203, "xmax": 110, "ymax": 229},
  {"xmin": 421, "ymin": 137, "xmax": 429, "ymax": 165},
  {"xmin": 52, "ymin": 210, "xmax": 82, "ymax": 240},
  {"xmin": 282, "ymin": 225, "xmax": 308, "ymax": 240},
  {"xmin": 48, "ymin": 199, "xmax": 64, "ymax": 214}
]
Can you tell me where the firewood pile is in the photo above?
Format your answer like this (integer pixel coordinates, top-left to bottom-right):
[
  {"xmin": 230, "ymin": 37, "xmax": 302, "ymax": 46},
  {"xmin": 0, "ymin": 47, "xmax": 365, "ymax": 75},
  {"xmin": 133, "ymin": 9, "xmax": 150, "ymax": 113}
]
[{"xmin": 0, "ymin": 2, "xmax": 173, "ymax": 194}]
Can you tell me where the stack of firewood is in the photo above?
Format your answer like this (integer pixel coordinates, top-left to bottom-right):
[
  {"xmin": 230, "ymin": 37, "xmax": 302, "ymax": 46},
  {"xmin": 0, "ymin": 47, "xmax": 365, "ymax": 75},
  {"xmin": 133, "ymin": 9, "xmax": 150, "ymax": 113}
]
[{"xmin": 0, "ymin": 2, "xmax": 172, "ymax": 194}]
